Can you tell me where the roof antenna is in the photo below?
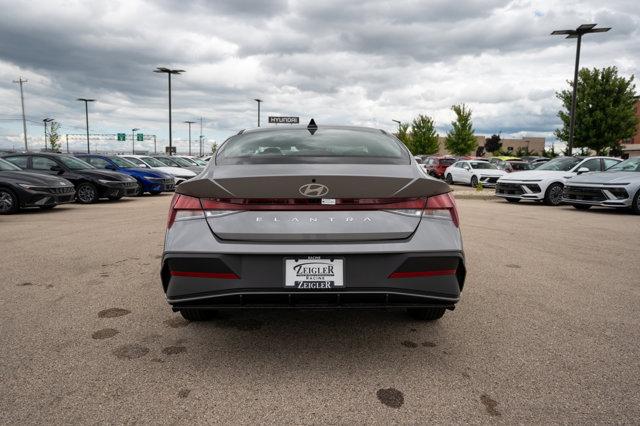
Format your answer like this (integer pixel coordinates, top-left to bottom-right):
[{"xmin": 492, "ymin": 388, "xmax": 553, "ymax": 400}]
[{"xmin": 307, "ymin": 118, "xmax": 318, "ymax": 135}]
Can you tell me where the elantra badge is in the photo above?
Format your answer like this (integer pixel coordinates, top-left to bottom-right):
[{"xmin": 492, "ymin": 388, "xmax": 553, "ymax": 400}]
[{"xmin": 299, "ymin": 183, "xmax": 329, "ymax": 197}]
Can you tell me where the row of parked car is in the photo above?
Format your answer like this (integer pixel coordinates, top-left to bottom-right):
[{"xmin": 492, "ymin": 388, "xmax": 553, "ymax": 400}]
[
  {"xmin": 0, "ymin": 152, "xmax": 211, "ymax": 214},
  {"xmin": 416, "ymin": 154, "xmax": 640, "ymax": 214}
]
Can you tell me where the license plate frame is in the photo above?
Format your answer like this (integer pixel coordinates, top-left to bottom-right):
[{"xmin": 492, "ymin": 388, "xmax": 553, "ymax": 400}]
[{"xmin": 284, "ymin": 257, "xmax": 344, "ymax": 289}]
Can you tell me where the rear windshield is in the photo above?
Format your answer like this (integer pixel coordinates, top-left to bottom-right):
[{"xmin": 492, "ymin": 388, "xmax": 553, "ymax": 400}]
[
  {"xmin": 439, "ymin": 158, "xmax": 455, "ymax": 165},
  {"xmin": 216, "ymin": 128, "xmax": 410, "ymax": 165}
]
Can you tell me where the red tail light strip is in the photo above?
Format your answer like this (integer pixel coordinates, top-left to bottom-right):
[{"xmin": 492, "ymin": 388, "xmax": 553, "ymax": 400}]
[
  {"xmin": 200, "ymin": 197, "xmax": 427, "ymax": 210},
  {"xmin": 388, "ymin": 269, "xmax": 456, "ymax": 279},
  {"xmin": 170, "ymin": 271, "xmax": 239, "ymax": 279}
]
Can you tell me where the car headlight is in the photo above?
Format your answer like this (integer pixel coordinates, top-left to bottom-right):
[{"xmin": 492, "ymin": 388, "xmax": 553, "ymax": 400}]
[
  {"xmin": 18, "ymin": 183, "xmax": 39, "ymax": 189},
  {"xmin": 98, "ymin": 179, "xmax": 116, "ymax": 184}
]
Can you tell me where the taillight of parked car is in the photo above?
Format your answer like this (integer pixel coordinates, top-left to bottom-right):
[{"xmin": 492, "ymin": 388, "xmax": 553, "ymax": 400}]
[{"xmin": 168, "ymin": 193, "xmax": 459, "ymax": 228}]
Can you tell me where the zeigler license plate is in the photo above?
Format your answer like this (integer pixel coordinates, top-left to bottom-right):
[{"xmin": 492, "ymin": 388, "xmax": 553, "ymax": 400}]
[{"xmin": 285, "ymin": 257, "xmax": 344, "ymax": 289}]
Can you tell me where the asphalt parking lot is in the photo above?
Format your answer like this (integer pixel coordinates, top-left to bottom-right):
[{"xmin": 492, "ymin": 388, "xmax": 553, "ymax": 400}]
[{"xmin": 1, "ymin": 194, "xmax": 639, "ymax": 423}]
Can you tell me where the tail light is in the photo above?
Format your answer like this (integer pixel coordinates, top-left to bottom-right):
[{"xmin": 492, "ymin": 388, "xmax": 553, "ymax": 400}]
[
  {"xmin": 423, "ymin": 193, "xmax": 459, "ymax": 227},
  {"xmin": 167, "ymin": 194, "xmax": 203, "ymax": 229},
  {"xmin": 168, "ymin": 193, "xmax": 459, "ymax": 228}
]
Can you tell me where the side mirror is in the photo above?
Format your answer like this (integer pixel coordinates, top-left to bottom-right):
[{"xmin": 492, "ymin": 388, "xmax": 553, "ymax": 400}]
[
  {"xmin": 577, "ymin": 167, "xmax": 590, "ymax": 174},
  {"xmin": 50, "ymin": 165, "xmax": 63, "ymax": 173}
]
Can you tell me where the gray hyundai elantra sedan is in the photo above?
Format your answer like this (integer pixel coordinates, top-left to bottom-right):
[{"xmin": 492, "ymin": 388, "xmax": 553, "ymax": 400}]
[{"xmin": 161, "ymin": 123, "xmax": 466, "ymax": 322}]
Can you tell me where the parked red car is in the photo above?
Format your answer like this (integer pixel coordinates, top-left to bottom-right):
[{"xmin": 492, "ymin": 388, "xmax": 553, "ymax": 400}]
[{"xmin": 423, "ymin": 156, "xmax": 457, "ymax": 179}]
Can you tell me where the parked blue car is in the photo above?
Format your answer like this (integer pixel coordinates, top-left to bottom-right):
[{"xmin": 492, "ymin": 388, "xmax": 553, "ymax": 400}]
[{"xmin": 76, "ymin": 154, "xmax": 175, "ymax": 196}]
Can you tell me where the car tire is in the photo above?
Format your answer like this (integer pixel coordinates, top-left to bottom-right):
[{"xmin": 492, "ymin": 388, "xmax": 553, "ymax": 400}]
[
  {"xmin": 543, "ymin": 182, "xmax": 564, "ymax": 206},
  {"xmin": 470, "ymin": 175, "xmax": 478, "ymax": 187},
  {"xmin": 631, "ymin": 189, "xmax": 640, "ymax": 215},
  {"xmin": 179, "ymin": 308, "xmax": 218, "ymax": 321},
  {"xmin": 149, "ymin": 190, "xmax": 162, "ymax": 195},
  {"xmin": 76, "ymin": 183, "xmax": 98, "ymax": 204},
  {"xmin": 135, "ymin": 184, "xmax": 144, "ymax": 197},
  {"xmin": 0, "ymin": 188, "xmax": 18, "ymax": 214},
  {"xmin": 572, "ymin": 204, "xmax": 591, "ymax": 210},
  {"xmin": 445, "ymin": 174, "xmax": 453, "ymax": 184},
  {"xmin": 506, "ymin": 198, "xmax": 520, "ymax": 203},
  {"xmin": 407, "ymin": 307, "xmax": 446, "ymax": 321},
  {"xmin": 39, "ymin": 205, "xmax": 56, "ymax": 210}
]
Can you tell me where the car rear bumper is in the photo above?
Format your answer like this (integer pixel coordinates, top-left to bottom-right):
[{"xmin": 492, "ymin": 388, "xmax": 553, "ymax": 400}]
[{"xmin": 161, "ymin": 252, "xmax": 466, "ymax": 310}]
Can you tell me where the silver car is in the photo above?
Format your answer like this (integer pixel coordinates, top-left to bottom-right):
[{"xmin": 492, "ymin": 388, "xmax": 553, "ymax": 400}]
[
  {"xmin": 161, "ymin": 124, "xmax": 465, "ymax": 322},
  {"xmin": 563, "ymin": 157, "xmax": 640, "ymax": 213}
]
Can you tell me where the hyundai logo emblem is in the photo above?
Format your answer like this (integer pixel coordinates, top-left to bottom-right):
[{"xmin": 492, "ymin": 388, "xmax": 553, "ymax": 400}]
[{"xmin": 299, "ymin": 183, "xmax": 329, "ymax": 197}]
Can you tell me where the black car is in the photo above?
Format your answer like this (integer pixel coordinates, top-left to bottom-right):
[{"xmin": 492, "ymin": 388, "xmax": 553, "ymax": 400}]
[
  {"xmin": 1, "ymin": 153, "xmax": 139, "ymax": 204},
  {"xmin": 0, "ymin": 157, "xmax": 75, "ymax": 214}
]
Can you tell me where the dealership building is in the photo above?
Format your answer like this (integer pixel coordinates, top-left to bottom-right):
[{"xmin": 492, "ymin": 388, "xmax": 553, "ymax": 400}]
[{"xmin": 434, "ymin": 136, "xmax": 546, "ymax": 157}]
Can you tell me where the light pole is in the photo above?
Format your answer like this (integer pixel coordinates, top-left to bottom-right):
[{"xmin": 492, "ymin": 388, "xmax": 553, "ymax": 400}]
[
  {"xmin": 43, "ymin": 118, "xmax": 53, "ymax": 151},
  {"xmin": 13, "ymin": 77, "xmax": 28, "ymax": 150},
  {"xmin": 131, "ymin": 128, "xmax": 139, "ymax": 154},
  {"xmin": 392, "ymin": 119, "xmax": 402, "ymax": 133},
  {"xmin": 184, "ymin": 121, "xmax": 195, "ymax": 155},
  {"xmin": 77, "ymin": 98, "xmax": 95, "ymax": 153},
  {"xmin": 154, "ymin": 67, "xmax": 185, "ymax": 155},
  {"xmin": 551, "ymin": 24, "xmax": 611, "ymax": 154},
  {"xmin": 254, "ymin": 98, "xmax": 263, "ymax": 127}
]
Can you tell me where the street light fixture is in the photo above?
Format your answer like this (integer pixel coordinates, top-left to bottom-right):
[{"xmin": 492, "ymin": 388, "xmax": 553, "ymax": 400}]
[
  {"xmin": 154, "ymin": 67, "xmax": 185, "ymax": 155},
  {"xmin": 43, "ymin": 118, "xmax": 53, "ymax": 151},
  {"xmin": 254, "ymin": 98, "xmax": 263, "ymax": 127},
  {"xmin": 184, "ymin": 121, "xmax": 195, "ymax": 156},
  {"xmin": 392, "ymin": 119, "xmax": 402, "ymax": 132},
  {"xmin": 77, "ymin": 98, "xmax": 95, "ymax": 153},
  {"xmin": 132, "ymin": 128, "xmax": 139, "ymax": 154},
  {"xmin": 551, "ymin": 23, "xmax": 611, "ymax": 154}
]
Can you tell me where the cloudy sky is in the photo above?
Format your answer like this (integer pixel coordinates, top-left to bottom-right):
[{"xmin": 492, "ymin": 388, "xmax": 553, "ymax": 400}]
[{"xmin": 0, "ymin": 0, "xmax": 638, "ymax": 153}]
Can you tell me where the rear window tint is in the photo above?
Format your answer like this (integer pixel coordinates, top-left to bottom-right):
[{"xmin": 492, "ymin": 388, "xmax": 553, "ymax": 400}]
[{"xmin": 216, "ymin": 128, "xmax": 410, "ymax": 165}]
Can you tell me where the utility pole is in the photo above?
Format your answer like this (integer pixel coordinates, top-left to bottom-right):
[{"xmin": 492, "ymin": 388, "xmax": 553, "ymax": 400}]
[
  {"xmin": 254, "ymin": 98, "xmax": 263, "ymax": 127},
  {"xmin": 153, "ymin": 135, "xmax": 157, "ymax": 154},
  {"xmin": 551, "ymin": 24, "xmax": 611, "ymax": 154},
  {"xmin": 154, "ymin": 67, "xmax": 185, "ymax": 155},
  {"xmin": 199, "ymin": 117, "xmax": 203, "ymax": 156},
  {"xmin": 66, "ymin": 134, "xmax": 69, "ymax": 153},
  {"xmin": 184, "ymin": 121, "xmax": 195, "ymax": 156},
  {"xmin": 77, "ymin": 98, "xmax": 95, "ymax": 153},
  {"xmin": 43, "ymin": 118, "xmax": 53, "ymax": 151},
  {"xmin": 13, "ymin": 77, "xmax": 28, "ymax": 150},
  {"xmin": 132, "ymin": 128, "xmax": 139, "ymax": 154}
]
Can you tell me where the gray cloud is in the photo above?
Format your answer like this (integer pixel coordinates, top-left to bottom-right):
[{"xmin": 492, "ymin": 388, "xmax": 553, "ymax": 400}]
[{"xmin": 0, "ymin": 0, "xmax": 638, "ymax": 152}]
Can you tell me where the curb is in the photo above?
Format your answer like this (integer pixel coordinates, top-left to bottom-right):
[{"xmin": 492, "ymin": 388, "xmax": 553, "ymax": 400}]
[{"xmin": 451, "ymin": 191, "xmax": 497, "ymax": 200}]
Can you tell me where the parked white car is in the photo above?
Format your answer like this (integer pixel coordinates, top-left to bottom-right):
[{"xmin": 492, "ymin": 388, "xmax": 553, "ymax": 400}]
[
  {"xmin": 118, "ymin": 155, "xmax": 197, "ymax": 185},
  {"xmin": 444, "ymin": 160, "xmax": 507, "ymax": 187},
  {"xmin": 495, "ymin": 156, "xmax": 621, "ymax": 205}
]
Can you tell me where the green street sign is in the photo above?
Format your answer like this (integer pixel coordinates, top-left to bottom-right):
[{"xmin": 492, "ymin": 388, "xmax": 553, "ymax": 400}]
[
  {"xmin": 117, "ymin": 133, "xmax": 126, "ymax": 141},
  {"xmin": 136, "ymin": 133, "xmax": 144, "ymax": 141}
]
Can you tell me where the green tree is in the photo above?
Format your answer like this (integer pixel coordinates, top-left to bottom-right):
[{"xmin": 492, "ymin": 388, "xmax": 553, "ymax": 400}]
[
  {"xmin": 514, "ymin": 146, "xmax": 537, "ymax": 157},
  {"xmin": 484, "ymin": 134, "xmax": 502, "ymax": 153},
  {"xmin": 395, "ymin": 122, "xmax": 412, "ymax": 151},
  {"xmin": 211, "ymin": 142, "xmax": 218, "ymax": 154},
  {"xmin": 555, "ymin": 66, "xmax": 638, "ymax": 155},
  {"xmin": 48, "ymin": 121, "xmax": 62, "ymax": 152},
  {"xmin": 410, "ymin": 114, "xmax": 439, "ymax": 155},
  {"xmin": 445, "ymin": 104, "xmax": 476, "ymax": 156}
]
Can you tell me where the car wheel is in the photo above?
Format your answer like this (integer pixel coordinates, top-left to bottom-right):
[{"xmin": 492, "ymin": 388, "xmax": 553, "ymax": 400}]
[
  {"xmin": 0, "ymin": 189, "xmax": 18, "ymax": 214},
  {"xmin": 76, "ymin": 183, "xmax": 98, "ymax": 204},
  {"xmin": 407, "ymin": 307, "xmax": 446, "ymax": 321},
  {"xmin": 149, "ymin": 190, "xmax": 162, "ymax": 195},
  {"xmin": 631, "ymin": 189, "xmax": 640, "ymax": 215},
  {"xmin": 506, "ymin": 198, "xmax": 520, "ymax": 203},
  {"xmin": 543, "ymin": 182, "xmax": 564, "ymax": 206},
  {"xmin": 470, "ymin": 175, "xmax": 478, "ymax": 187},
  {"xmin": 445, "ymin": 174, "xmax": 453, "ymax": 184},
  {"xmin": 135, "ymin": 184, "xmax": 144, "ymax": 197},
  {"xmin": 108, "ymin": 195, "xmax": 123, "ymax": 201},
  {"xmin": 39, "ymin": 205, "xmax": 56, "ymax": 210},
  {"xmin": 179, "ymin": 308, "xmax": 217, "ymax": 321},
  {"xmin": 572, "ymin": 204, "xmax": 591, "ymax": 210}
]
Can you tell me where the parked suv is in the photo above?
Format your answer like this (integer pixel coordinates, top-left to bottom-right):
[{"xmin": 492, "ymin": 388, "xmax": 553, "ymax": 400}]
[
  {"xmin": 2, "ymin": 153, "xmax": 139, "ymax": 203},
  {"xmin": 424, "ymin": 156, "xmax": 456, "ymax": 179}
]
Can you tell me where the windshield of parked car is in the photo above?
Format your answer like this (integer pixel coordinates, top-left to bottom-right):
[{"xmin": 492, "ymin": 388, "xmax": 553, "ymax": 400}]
[
  {"xmin": 109, "ymin": 157, "xmax": 138, "ymax": 168},
  {"xmin": 155, "ymin": 157, "xmax": 180, "ymax": 166},
  {"xmin": 191, "ymin": 158, "xmax": 207, "ymax": 166},
  {"xmin": 171, "ymin": 157, "xmax": 196, "ymax": 167},
  {"xmin": 178, "ymin": 157, "xmax": 198, "ymax": 165},
  {"xmin": 140, "ymin": 156, "xmax": 167, "ymax": 167},
  {"xmin": 605, "ymin": 158, "xmax": 640, "ymax": 172},
  {"xmin": 470, "ymin": 161, "xmax": 498, "ymax": 169},
  {"xmin": 217, "ymin": 128, "xmax": 410, "ymax": 165},
  {"xmin": 0, "ymin": 158, "xmax": 21, "ymax": 171},
  {"xmin": 58, "ymin": 156, "xmax": 95, "ymax": 170},
  {"xmin": 536, "ymin": 157, "xmax": 582, "ymax": 171}
]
